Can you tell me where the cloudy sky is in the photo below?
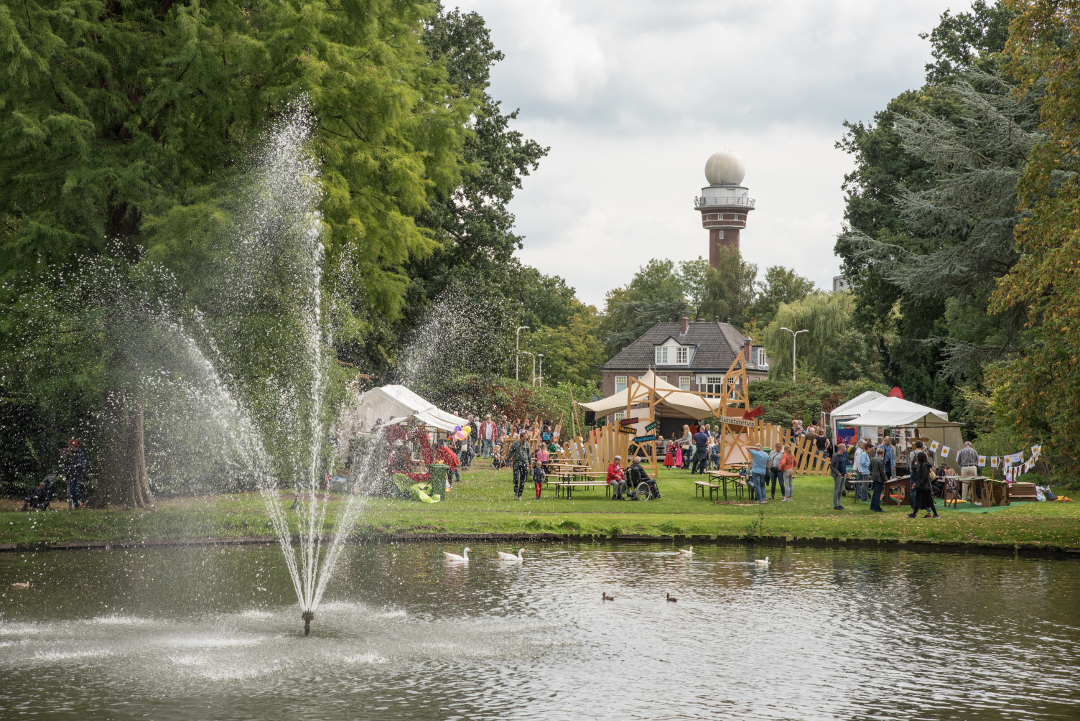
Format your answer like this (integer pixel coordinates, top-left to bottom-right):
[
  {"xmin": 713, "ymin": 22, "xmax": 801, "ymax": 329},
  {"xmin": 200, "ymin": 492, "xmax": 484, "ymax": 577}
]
[{"xmin": 452, "ymin": 0, "xmax": 969, "ymax": 307}]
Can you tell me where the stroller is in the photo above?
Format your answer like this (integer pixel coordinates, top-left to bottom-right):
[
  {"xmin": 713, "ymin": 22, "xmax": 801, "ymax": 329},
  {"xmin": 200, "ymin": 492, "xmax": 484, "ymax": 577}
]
[{"xmin": 21, "ymin": 474, "xmax": 59, "ymax": 511}]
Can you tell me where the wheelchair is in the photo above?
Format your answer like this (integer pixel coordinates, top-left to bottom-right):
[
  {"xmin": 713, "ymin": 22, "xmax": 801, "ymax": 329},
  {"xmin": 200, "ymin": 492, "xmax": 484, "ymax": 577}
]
[{"xmin": 624, "ymin": 466, "xmax": 657, "ymax": 501}]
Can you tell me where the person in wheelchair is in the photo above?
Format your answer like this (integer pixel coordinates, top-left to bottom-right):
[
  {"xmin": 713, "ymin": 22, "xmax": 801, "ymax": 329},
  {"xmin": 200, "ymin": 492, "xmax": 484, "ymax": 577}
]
[
  {"xmin": 626, "ymin": 457, "xmax": 661, "ymax": 500},
  {"xmin": 21, "ymin": 474, "xmax": 59, "ymax": 511}
]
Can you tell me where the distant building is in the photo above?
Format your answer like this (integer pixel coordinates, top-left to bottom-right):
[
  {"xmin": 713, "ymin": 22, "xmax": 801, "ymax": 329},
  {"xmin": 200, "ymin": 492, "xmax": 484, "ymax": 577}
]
[
  {"xmin": 694, "ymin": 150, "xmax": 755, "ymax": 271},
  {"xmin": 832, "ymin": 275, "xmax": 849, "ymax": 292},
  {"xmin": 600, "ymin": 316, "xmax": 769, "ymax": 438}
]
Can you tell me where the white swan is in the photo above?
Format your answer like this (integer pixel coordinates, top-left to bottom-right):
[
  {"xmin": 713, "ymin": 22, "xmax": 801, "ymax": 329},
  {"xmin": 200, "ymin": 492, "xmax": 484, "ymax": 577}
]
[
  {"xmin": 497, "ymin": 548, "xmax": 526, "ymax": 562},
  {"xmin": 443, "ymin": 547, "xmax": 472, "ymax": 562},
  {"xmin": 678, "ymin": 546, "xmax": 693, "ymax": 556},
  {"xmin": 754, "ymin": 556, "xmax": 770, "ymax": 567}
]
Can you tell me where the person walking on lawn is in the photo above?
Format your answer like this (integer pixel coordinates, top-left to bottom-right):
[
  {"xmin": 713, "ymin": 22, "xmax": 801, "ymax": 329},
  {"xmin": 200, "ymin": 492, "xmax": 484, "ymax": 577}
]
[
  {"xmin": 678, "ymin": 425, "xmax": 693, "ymax": 470},
  {"xmin": 606, "ymin": 455, "xmax": 628, "ymax": 500},
  {"xmin": 509, "ymin": 431, "xmax": 531, "ymax": 500},
  {"xmin": 779, "ymin": 443, "xmax": 796, "ymax": 501},
  {"xmin": 479, "ymin": 414, "xmax": 497, "ymax": 458},
  {"xmin": 869, "ymin": 447, "xmax": 887, "ymax": 512},
  {"xmin": 908, "ymin": 451, "xmax": 940, "ymax": 519},
  {"xmin": 831, "ymin": 442, "xmax": 848, "ymax": 510},
  {"xmin": 748, "ymin": 443, "xmax": 770, "ymax": 503},
  {"xmin": 956, "ymin": 441, "xmax": 979, "ymax": 504}
]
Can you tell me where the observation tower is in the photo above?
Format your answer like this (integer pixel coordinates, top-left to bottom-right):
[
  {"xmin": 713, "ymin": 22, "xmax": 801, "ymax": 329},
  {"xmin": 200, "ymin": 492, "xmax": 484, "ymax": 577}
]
[{"xmin": 694, "ymin": 150, "xmax": 755, "ymax": 269}]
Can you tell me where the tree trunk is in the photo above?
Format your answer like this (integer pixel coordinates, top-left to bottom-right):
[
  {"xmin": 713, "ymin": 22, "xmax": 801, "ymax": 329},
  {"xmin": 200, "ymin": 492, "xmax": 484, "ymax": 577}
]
[{"xmin": 94, "ymin": 389, "xmax": 155, "ymax": 508}]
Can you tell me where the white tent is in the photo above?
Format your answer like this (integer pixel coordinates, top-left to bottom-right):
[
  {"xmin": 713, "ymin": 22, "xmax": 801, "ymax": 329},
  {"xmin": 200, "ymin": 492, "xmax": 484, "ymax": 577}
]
[
  {"xmin": 831, "ymin": 390, "xmax": 886, "ymax": 421},
  {"xmin": 579, "ymin": 370, "xmax": 715, "ymax": 420},
  {"xmin": 355, "ymin": 385, "xmax": 468, "ymax": 433},
  {"xmin": 842, "ymin": 396, "xmax": 949, "ymax": 427},
  {"xmin": 840, "ymin": 396, "xmax": 964, "ymax": 470}
]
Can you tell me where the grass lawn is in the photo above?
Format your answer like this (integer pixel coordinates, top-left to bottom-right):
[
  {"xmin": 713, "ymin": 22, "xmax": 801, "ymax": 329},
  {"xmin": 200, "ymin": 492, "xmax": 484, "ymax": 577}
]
[{"xmin": 2, "ymin": 465, "xmax": 1079, "ymax": 549}]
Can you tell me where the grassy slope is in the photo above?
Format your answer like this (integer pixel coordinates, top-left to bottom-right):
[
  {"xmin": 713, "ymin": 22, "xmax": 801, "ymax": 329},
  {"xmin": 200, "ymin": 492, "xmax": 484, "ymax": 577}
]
[{"xmin": 2, "ymin": 466, "xmax": 1078, "ymax": 549}]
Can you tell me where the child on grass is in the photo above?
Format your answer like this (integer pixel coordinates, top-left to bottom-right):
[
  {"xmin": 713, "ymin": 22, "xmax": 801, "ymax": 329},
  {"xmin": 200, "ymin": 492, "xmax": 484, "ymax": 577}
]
[{"xmin": 531, "ymin": 459, "xmax": 545, "ymax": 500}]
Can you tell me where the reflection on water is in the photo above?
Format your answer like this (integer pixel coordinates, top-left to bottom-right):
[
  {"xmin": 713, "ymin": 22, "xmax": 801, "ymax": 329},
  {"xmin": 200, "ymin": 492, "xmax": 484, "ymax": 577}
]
[{"xmin": 1, "ymin": 543, "xmax": 1078, "ymax": 720}]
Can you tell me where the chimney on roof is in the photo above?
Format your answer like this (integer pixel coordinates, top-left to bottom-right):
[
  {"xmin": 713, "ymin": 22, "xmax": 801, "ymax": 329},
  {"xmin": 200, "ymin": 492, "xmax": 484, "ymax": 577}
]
[
  {"xmin": 680, "ymin": 316, "xmax": 689, "ymax": 334},
  {"xmin": 696, "ymin": 316, "xmax": 705, "ymax": 322},
  {"xmin": 743, "ymin": 337, "xmax": 753, "ymax": 364}
]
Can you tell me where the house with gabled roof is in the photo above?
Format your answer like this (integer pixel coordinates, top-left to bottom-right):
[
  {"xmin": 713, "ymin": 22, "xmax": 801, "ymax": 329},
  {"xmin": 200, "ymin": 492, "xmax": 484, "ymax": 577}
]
[{"xmin": 599, "ymin": 316, "xmax": 769, "ymax": 438}]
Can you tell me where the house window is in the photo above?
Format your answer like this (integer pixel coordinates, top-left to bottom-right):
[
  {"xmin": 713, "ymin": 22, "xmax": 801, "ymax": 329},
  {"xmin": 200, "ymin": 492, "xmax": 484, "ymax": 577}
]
[
  {"xmin": 756, "ymin": 348, "xmax": 768, "ymax": 367},
  {"xmin": 614, "ymin": 411, "xmax": 625, "ymax": 422},
  {"xmin": 655, "ymin": 347, "xmax": 668, "ymax": 364},
  {"xmin": 615, "ymin": 376, "xmax": 627, "ymax": 393},
  {"xmin": 679, "ymin": 376, "xmax": 691, "ymax": 391},
  {"xmin": 717, "ymin": 231, "xmax": 724, "ymax": 239},
  {"xmin": 676, "ymin": 346, "xmax": 689, "ymax": 364},
  {"xmin": 705, "ymin": 375, "xmax": 724, "ymax": 394}
]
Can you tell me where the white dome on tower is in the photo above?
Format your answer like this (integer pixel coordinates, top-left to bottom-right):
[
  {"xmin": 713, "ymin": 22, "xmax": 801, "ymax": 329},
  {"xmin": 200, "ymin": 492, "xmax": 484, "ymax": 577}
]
[{"xmin": 704, "ymin": 150, "xmax": 746, "ymax": 186}]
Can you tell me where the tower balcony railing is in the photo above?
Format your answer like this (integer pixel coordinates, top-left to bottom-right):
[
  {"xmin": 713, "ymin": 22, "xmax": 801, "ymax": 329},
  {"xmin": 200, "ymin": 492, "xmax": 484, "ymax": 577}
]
[{"xmin": 695, "ymin": 195, "xmax": 756, "ymax": 208}]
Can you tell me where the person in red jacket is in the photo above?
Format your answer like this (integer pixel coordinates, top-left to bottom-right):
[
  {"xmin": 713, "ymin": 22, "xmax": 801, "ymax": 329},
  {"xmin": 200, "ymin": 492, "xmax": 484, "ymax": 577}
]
[
  {"xmin": 606, "ymin": 456, "xmax": 628, "ymax": 500},
  {"xmin": 436, "ymin": 440, "xmax": 459, "ymax": 488}
]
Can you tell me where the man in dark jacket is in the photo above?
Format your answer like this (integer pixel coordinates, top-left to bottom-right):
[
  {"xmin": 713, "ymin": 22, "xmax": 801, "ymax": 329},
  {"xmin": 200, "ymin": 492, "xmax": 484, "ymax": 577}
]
[
  {"xmin": 63, "ymin": 439, "xmax": 87, "ymax": 509},
  {"xmin": 830, "ymin": 442, "xmax": 848, "ymax": 510},
  {"xmin": 869, "ymin": 447, "xmax": 888, "ymax": 512},
  {"xmin": 691, "ymin": 428, "xmax": 709, "ymax": 474},
  {"xmin": 508, "ymin": 431, "xmax": 531, "ymax": 500}
]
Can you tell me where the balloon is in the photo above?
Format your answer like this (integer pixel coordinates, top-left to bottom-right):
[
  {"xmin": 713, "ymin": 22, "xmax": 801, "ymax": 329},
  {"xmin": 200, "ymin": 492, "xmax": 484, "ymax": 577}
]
[
  {"xmin": 453, "ymin": 425, "xmax": 462, "ymax": 434},
  {"xmin": 462, "ymin": 426, "xmax": 472, "ymax": 435}
]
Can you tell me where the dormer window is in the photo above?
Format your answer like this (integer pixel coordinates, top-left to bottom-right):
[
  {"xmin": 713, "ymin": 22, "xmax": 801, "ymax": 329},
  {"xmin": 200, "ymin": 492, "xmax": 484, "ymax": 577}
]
[
  {"xmin": 756, "ymin": 348, "xmax": 768, "ymax": 367},
  {"xmin": 656, "ymin": 338, "xmax": 693, "ymax": 365},
  {"xmin": 655, "ymin": 347, "xmax": 669, "ymax": 364},
  {"xmin": 676, "ymin": 347, "xmax": 689, "ymax": 364}
]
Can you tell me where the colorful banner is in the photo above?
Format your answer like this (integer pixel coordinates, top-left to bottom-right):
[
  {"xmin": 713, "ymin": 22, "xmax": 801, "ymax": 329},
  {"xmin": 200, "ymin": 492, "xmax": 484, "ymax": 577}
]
[
  {"xmin": 941, "ymin": 446, "xmax": 951, "ymax": 458},
  {"xmin": 930, "ymin": 440, "xmax": 940, "ymax": 452},
  {"xmin": 977, "ymin": 455, "xmax": 986, "ymax": 467},
  {"xmin": 990, "ymin": 456, "xmax": 998, "ymax": 467}
]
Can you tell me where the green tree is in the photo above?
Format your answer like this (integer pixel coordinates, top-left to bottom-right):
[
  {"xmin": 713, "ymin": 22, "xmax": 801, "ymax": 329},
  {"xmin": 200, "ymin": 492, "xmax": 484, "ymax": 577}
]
[
  {"xmin": 521, "ymin": 303, "xmax": 606, "ymax": 387},
  {"xmin": 763, "ymin": 292, "xmax": 882, "ymax": 384},
  {"xmin": 699, "ymin": 246, "xmax": 757, "ymax": 327},
  {"xmin": 0, "ymin": 0, "xmax": 473, "ymax": 502},
  {"xmin": 600, "ymin": 259, "xmax": 690, "ymax": 353},
  {"xmin": 989, "ymin": 0, "xmax": 1080, "ymax": 468},
  {"xmin": 748, "ymin": 265, "xmax": 816, "ymax": 326}
]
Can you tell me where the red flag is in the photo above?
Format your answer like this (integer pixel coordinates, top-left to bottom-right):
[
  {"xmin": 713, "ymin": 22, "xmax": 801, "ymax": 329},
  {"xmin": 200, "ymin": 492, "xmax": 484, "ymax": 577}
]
[
  {"xmin": 742, "ymin": 405, "xmax": 765, "ymax": 420},
  {"xmin": 888, "ymin": 387, "xmax": 904, "ymax": 399}
]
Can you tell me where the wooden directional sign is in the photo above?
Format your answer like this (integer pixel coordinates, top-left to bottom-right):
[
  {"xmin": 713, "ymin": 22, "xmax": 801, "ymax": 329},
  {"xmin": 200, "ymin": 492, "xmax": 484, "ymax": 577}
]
[
  {"xmin": 645, "ymin": 421, "xmax": 659, "ymax": 432},
  {"xmin": 617, "ymin": 426, "xmax": 635, "ymax": 434},
  {"xmin": 721, "ymin": 415, "xmax": 755, "ymax": 428},
  {"xmin": 619, "ymin": 417, "xmax": 639, "ymax": 426},
  {"xmin": 633, "ymin": 434, "xmax": 657, "ymax": 444}
]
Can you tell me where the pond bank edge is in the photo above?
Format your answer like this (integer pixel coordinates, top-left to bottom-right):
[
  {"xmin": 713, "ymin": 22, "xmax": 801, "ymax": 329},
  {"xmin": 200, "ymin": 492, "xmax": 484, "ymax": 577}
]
[{"xmin": 2, "ymin": 532, "xmax": 1078, "ymax": 559}]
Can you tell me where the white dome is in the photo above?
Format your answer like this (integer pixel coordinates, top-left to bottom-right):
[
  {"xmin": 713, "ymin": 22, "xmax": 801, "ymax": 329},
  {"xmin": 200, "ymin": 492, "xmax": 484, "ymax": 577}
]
[{"xmin": 704, "ymin": 150, "xmax": 746, "ymax": 186}]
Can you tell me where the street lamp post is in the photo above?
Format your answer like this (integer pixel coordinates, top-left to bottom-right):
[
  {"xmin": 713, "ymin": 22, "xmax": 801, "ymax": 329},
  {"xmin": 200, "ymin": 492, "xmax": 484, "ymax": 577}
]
[
  {"xmin": 538, "ymin": 354, "xmax": 544, "ymax": 388},
  {"xmin": 779, "ymin": 327, "xmax": 809, "ymax": 382},
  {"xmin": 521, "ymin": 351, "xmax": 535, "ymax": 386},
  {"xmin": 516, "ymin": 326, "xmax": 529, "ymax": 382}
]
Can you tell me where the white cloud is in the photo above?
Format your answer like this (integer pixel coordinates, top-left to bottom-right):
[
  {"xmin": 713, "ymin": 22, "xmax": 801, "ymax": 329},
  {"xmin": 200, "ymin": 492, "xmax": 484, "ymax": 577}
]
[{"xmin": 453, "ymin": 0, "xmax": 966, "ymax": 305}]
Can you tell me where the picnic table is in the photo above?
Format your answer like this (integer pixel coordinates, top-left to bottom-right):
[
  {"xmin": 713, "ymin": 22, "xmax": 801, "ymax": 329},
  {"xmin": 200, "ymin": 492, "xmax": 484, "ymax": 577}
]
[
  {"xmin": 883, "ymin": 476, "xmax": 911, "ymax": 507},
  {"xmin": 550, "ymin": 471, "xmax": 609, "ymax": 499},
  {"xmin": 701, "ymin": 470, "xmax": 747, "ymax": 501}
]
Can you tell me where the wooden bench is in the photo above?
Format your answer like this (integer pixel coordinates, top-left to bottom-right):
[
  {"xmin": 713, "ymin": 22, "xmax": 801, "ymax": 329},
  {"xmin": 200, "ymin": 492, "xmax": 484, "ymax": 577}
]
[
  {"xmin": 551, "ymin": 479, "xmax": 611, "ymax": 499},
  {"xmin": 1008, "ymin": 482, "xmax": 1037, "ymax": 503},
  {"xmin": 695, "ymin": 480, "xmax": 721, "ymax": 500}
]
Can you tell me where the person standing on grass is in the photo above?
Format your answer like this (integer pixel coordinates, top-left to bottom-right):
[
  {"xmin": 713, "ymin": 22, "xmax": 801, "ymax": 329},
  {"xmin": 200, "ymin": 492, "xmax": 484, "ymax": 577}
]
[
  {"xmin": 956, "ymin": 441, "xmax": 979, "ymax": 504},
  {"xmin": 767, "ymin": 442, "xmax": 783, "ymax": 500},
  {"xmin": 531, "ymin": 459, "xmax": 545, "ymax": 500},
  {"xmin": 606, "ymin": 455, "xmax": 628, "ymax": 500},
  {"xmin": 509, "ymin": 431, "xmax": 531, "ymax": 500},
  {"xmin": 880, "ymin": 436, "xmax": 895, "ymax": 478},
  {"xmin": 63, "ymin": 439, "xmax": 87, "ymax": 509},
  {"xmin": 691, "ymin": 426, "xmax": 709, "ymax": 474},
  {"xmin": 908, "ymin": 441, "xmax": 925, "ymax": 509},
  {"xmin": 779, "ymin": 443, "xmax": 796, "ymax": 501},
  {"xmin": 869, "ymin": 447, "xmax": 887, "ymax": 512},
  {"xmin": 830, "ymin": 442, "xmax": 848, "ymax": 510},
  {"xmin": 748, "ymin": 443, "xmax": 770, "ymax": 504},
  {"xmin": 678, "ymin": 424, "xmax": 693, "ymax": 470},
  {"xmin": 479, "ymin": 414, "xmax": 497, "ymax": 458},
  {"xmin": 855, "ymin": 440, "xmax": 871, "ymax": 501},
  {"xmin": 908, "ymin": 451, "xmax": 940, "ymax": 519}
]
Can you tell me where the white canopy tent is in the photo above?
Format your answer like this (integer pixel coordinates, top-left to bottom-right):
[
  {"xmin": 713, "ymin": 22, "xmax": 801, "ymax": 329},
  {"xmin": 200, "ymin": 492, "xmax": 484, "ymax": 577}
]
[
  {"xmin": 355, "ymin": 385, "xmax": 468, "ymax": 433},
  {"xmin": 840, "ymin": 396, "xmax": 964, "ymax": 470}
]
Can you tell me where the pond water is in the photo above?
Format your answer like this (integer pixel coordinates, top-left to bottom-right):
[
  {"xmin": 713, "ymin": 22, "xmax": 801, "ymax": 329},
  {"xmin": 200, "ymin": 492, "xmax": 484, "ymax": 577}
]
[{"xmin": 1, "ymin": 542, "xmax": 1078, "ymax": 720}]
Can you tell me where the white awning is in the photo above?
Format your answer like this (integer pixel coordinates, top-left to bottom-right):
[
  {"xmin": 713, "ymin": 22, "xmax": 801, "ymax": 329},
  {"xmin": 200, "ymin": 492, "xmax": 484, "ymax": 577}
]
[
  {"xmin": 356, "ymin": 385, "xmax": 468, "ymax": 433},
  {"xmin": 841, "ymin": 396, "xmax": 952, "ymax": 428},
  {"xmin": 830, "ymin": 390, "xmax": 886, "ymax": 419},
  {"xmin": 580, "ymin": 370, "xmax": 716, "ymax": 420}
]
